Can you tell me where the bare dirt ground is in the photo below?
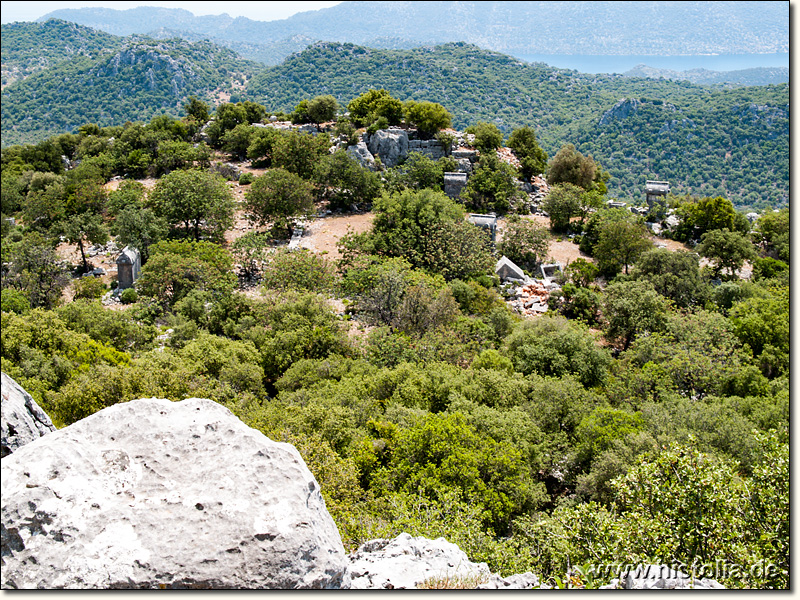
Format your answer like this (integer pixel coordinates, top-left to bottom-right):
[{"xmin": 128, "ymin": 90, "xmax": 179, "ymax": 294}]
[{"xmin": 297, "ymin": 212, "xmax": 375, "ymax": 260}]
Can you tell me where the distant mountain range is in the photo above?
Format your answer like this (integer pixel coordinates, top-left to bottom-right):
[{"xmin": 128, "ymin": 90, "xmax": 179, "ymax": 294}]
[{"xmin": 36, "ymin": 1, "xmax": 788, "ymax": 66}]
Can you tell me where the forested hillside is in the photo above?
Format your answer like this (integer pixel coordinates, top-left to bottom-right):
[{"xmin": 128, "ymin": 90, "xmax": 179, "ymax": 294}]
[
  {"xmin": 245, "ymin": 42, "xmax": 788, "ymax": 209},
  {"xmin": 1, "ymin": 26, "xmax": 261, "ymax": 147},
  {"xmin": 1, "ymin": 34, "xmax": 788, "ymax": 208},
  {"xmin": 1, "ymin": 19, "xmax": 122, "ymax": 87},
  {"xmin": 622, "ymin": 65, "xmax": 789, "ymax": 87}
]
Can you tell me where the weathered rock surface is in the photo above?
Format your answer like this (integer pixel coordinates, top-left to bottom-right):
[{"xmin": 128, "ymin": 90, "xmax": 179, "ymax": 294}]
[
  {"xmin": 599, "ymin": 98, "xmax": 641, "ymax": 126},
  {"xmin": 345, "ymin": 533, "xmax": 492, "ymax": 589},
  {"xmin": 477, "ymin": 571, "xmax": 540, "ymax": 589},
  {"xmin": 600, "ymin": 565, "xmax": 726, "ymax": 589},
  {"xmin": 1, "ymin": 372, "xmax": 56, "ymax": 458},
  {"xmin": 1, "ymin": 397, "xmax": 348, "ymax": 589},
  {"xmin": 346, "ymin": 140, "xmax": 376, "ymax": 170},
  {"xmin": 367, "ymin": 128, "xmax": 409, "ymax": 168}
]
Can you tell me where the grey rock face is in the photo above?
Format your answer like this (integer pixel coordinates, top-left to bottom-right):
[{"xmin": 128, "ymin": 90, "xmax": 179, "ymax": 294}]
[
  {"xmin": 477, "ymin": 571, "xmax": 540, "ymax": 589},
  {"xmin": 346, "ymin": 533, "xmax": 492, "ymax": 589},
  {"xmin": 1, "ymin": 397, "xmax": 348, "ymax": 589},
  {"xmin": 1, "ymin": 372, "xmax": 56, "ymax": 458},
  {"xmin": 599, "ymin": 98, "xmax": 641, "ymax": 126},
  {"xmin": 454, "ymin": 157, "xmax": 473, "ymax": 174},
  {"xmin": 367, "ymin": 128, "xmax": 409, "ymax": 168},
  {"xmin": 346, "ymin": 141, "xmax": 376, "ymax": 170},
  {"xmin": 600, "ymin": 565, "xmax": 726, "ymax": 589}
]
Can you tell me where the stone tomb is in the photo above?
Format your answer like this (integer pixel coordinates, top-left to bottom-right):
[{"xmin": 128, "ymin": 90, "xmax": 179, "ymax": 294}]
[
  {"xmin": 495, "ymin": 256, "xmax": 527, "ymax": 283},
  {"xmin": 444, "ymin": 172, "xmax": 468, "ymax": 198},
  {"xmin": 468, "ymin": 213, "xmax": 498, "ymax": 242},
  {"xmin": 116, "ymin": 246, "xmax": 141, "ymax": 289}
]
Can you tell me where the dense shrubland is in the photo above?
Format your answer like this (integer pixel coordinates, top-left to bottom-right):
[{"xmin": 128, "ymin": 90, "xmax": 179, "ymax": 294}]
[{"xmin": 0, "ymin": 91, "xmax": 788, "ymax": 588}]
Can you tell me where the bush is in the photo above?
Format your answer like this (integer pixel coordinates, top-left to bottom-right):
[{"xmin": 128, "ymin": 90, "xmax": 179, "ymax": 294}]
[
  {"xmin": 73, "ymin": 276, "xmax": 106, "ymax": 301},
  {"xmin": 261, "ymin": 249, "xmax": 337, "ymax": 293},
  {"xmin": 120, "ymin": 287, "xmax": 138, "ymax": 304},
  {"xmin": 244, "ymin": 168, "xmax": 315, "ymax": 234},
  {"xmin": 1, "ymin": 288, "xmax": 30, "ymax": 314},
  {"xmin": 504, "ymin": 316, "xmax": 611, "ymax": 388},
  {"xmin": 238, "ymin": 172, "xmax": 254, "ymax": 185},
  {"xmin": 497, "ymin": 216, "xmax": 550, "ymax": 272},
  {"xmin": 403, "ymin": 100, "xmax": 452, "ymax": 136},
  {"xmin": 465, "ymin": 122, "xmax": 504, "ymax": 153}
]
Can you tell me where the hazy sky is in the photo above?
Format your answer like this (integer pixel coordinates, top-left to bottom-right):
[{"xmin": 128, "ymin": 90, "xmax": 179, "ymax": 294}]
[{"xmin": 0, "ymin": 1, "xmax": 344, "ymax": 24}]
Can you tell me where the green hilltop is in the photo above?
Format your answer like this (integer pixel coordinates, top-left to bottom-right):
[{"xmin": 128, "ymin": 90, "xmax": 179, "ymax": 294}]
[
  {"xmin": 1, "ymin": 27, "xmax": 789, "ymax": 209},
  {"xmin": 245, "ymin": 42, "xmax": 788, "ymax": 209}
]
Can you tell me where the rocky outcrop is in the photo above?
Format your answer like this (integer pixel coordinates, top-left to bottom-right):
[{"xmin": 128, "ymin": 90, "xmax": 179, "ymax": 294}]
[
  {"xmin": 599, "ymin": 98, "xmax": 641, "ymax": 126},
  {"xmin": 1, "ymin": 397, "xmax": 348, "ymax": 589},
  {"xmin": 477, "ymin": 571, "xmax": 540, "ymax": 589},
  {"xmin": 346, "ymin": 533, "xmax": 492, "ymax": 589},
  {"xmin": 367, "ymin": 128, "xmax": 409, "ymax": 168},
  {"xmin": 346, "ymin": 140, "xmax": 376, "ymax": 170},
  {"xmin": 1, "ymin": 372, "xmax": 56, "ymax": 458},
  {"xmin": 345, "ymin": 533, "xmax": 540, "ymax": 589},
  {"xmin": 600, "ymin": 565, "xmax": 725, "ymax": 589},
  {"xmin": 210, "ymin": 162, "xmax": 241, "ymax": 181}
]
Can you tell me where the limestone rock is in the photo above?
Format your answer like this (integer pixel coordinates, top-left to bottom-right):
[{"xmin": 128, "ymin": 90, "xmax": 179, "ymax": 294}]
[
  {"xmin": 346, "ymin": 141, "xmax": 376, "ymax": 170},
  {"xmin": 345, "ymin": 533, "xmax": 492, "ymax": 589},
  {"xmin": 477, "ymin": 571, "xmax": 540, "ymax": 589},
  {"xmin": 600, "ymin": 565, "xmax": 726, "ymax": 589},
  {"xmin": 1, "ymin": 372, "xmax": 56, "ymax": 458},
  {"xmin": 599, "ymin": 98, "xmax": 641, "ymax": 126},
  {"xmin": 367, "ymin": 128, "xmax": 408, "ymax": 168},
  {"xmin": 1, "ymin": 398, "xmax": 348, "ymax": 589},
  {"xmin": 454, "ymin": 157, "xmax": 473, "ymax": 174},
  {"xmin": 210, "ymin": 162, "xmax": 241, "ymax": 181}
]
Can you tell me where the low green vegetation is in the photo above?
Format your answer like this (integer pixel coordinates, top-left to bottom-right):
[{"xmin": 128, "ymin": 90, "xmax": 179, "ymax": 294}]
[{"xmin": 0, "ymin": 78, "xmax": 788, "ymax": 590}]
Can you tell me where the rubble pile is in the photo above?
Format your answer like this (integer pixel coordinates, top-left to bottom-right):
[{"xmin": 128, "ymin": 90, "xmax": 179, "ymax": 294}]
[{"xmin": 503, "ymin": 279, "xmax": 558, "ymax": 317}]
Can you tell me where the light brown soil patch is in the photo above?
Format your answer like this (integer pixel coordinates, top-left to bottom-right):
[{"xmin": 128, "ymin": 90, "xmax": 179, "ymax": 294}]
[
  {"xmin": 103, "ymin": 178, "xmax": 158, "ymax": 192},
  {"xmin": 297, "ymin": 212, "xmax": 375, "ymax": 260}
]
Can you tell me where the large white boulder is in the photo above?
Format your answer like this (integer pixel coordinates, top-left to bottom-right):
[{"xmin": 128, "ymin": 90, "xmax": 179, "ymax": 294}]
[
  {"xmin": 1, "ymin": 397, "xmax": 348, "ymax": 589},
  {"xmin": 1, "ymin": 372, "xmax": 56, "ymax": 458},
  {"xmin": 345, "ymin": 533, "xmax": 493, "ymax": 589},
  {"xmin": 346, "ymin": 140, "xmax": 376, "ymax": 170}
]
